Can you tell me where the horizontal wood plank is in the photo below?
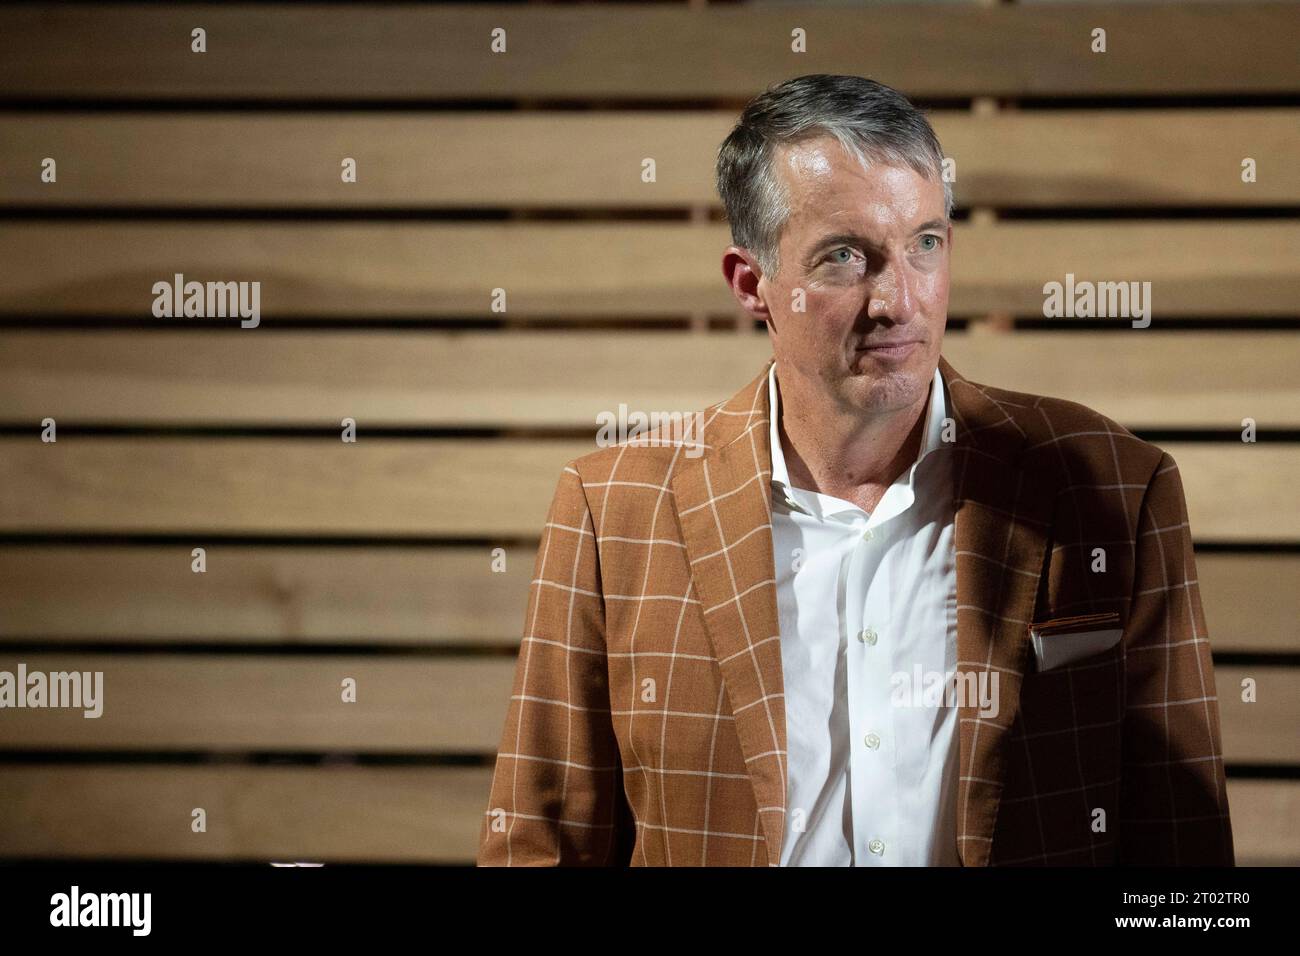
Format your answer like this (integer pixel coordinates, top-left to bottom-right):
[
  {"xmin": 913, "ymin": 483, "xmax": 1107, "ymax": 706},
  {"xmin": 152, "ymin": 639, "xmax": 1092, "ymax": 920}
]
[
  {"xmin": 0, "ymin": 764, "xmax": 492, "ymax": 863},
  {"xmin": 1197, "ymin": 554, "xmax": 1300, "ymax": 654},
  {"xmin": 1, "ymin": 222, "xmax": 1296, "ymax": 318},
  {"xmin": 1, "ymin": 330, "xmax": 1296, "ymax": 429},
  {"xmin": 1, "ymin": 5, "xmax": 1295, "ymax": 99},
  {"xmin": 2, "ymin": 110, "xmax": 1295, "ymax": 208},
  {"xmin": 1, "ymin": 548, "xmax": 1290, "ymax": 654},
  {"xmin": 0, "ymin": 766, "xmax": 1289, "ymax": 864},
  {"xmin": 0, "ymin": 657, "xmax": 1288, "ymax": 763},
  {"xmin": 1162, "ymin": 445, "xmax": 1300, "ymax": 543},
  {"xmin": 0, "ymin": 545, "xmax": 535, "ymax": 646},
  {"xmin": 0, "ymin": 654, "xmax": 517, "ymax": 752},
  {"xmin": 936, "ymin": 108, "xmax": 1300, "ymax": 208},
  {"xmin": 0, "ymin": 438, "xmax": 1293, "ymax": 541},
  {"xmin": 0, "ymin": 437, "xmax": 591, "ymax": 538},
  {"xmin": 1216, "ymin": 666, "xmax": 1300, "ymax": 766},
  {"xmin": 1225, "ymin": 777, "xmax": 1300, "ymax": 866}
]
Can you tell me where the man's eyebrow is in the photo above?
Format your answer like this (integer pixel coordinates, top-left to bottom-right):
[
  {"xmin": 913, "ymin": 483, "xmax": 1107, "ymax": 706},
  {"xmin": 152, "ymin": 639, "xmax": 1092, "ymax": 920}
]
[
  {"xmin": 913, "ymin": 218, "xmax": 948, "ymax": 234},
  {"xmin": 806, "ymin": 220, "xmax": 950, "ymax": 257},
  {"xmin": 807, "ymin": 231, "xmax": 869, "ymax": 257}
]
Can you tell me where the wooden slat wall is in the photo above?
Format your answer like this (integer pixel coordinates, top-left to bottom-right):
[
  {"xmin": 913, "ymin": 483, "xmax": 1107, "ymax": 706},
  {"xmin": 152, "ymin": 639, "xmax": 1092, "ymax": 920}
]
[{"xmin": 0, "ymin": 1, "xmax": 1296, "ymax": 867}]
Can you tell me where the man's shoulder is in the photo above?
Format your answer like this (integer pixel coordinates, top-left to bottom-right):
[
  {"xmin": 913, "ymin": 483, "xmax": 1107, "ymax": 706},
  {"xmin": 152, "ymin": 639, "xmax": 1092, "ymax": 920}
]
[
  {"xmin": 962, "ymin": 374, "xmax": 1169, "ymax": 485},
  {"xmin": 564, "ymin": 396, "xmax": 735, "ymax": 488}
]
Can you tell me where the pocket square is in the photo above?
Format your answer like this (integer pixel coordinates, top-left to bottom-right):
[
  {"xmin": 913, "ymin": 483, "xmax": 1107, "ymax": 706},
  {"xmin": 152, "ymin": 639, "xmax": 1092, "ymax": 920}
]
[{"xmin": 1028, "ymin": 612, "xmax": 1124, "ymax": 672}]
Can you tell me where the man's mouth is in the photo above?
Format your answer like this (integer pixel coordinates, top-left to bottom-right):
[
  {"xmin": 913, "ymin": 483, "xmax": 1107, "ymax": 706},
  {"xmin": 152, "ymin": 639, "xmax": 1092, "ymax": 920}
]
[{"xmin": 855, "ymin": 340, "xmax": 921, "ymax": 359}]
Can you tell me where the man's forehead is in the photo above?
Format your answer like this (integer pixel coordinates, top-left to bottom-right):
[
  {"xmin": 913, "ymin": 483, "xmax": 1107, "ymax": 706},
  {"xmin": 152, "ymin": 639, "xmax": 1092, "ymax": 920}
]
[
  {"xmin": 775, "ymin": 140, "xmax": 941, "ymax": 211},
  {"xmin": 777, "ymin": 137, "xmax": 844, "ymax": 178}
]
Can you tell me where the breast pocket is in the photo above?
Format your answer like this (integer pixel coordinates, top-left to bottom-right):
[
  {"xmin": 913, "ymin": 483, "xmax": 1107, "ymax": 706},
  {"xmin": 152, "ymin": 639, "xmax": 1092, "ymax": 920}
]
[
  {"xmin": 1019, "ymin": 611, "xmax": 1125, "ymax": 743},
  {"xmin": 1014, "ymin": 611, "xmax": 1126, "ymax": 805},
  {"xmin": 1027, "ymin": 611, "xmax": 1124, "ymax": 673}
]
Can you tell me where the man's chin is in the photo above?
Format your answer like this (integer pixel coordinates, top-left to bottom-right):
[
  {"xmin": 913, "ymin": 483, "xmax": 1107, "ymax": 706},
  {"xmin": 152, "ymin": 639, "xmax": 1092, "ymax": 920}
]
[{"xmin": 839, "ymin": 363, "xmax": 929, "ymax": 412}]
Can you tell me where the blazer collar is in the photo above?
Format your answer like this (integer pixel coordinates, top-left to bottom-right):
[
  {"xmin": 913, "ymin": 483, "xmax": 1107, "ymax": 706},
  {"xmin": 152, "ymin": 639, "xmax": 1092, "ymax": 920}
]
[
  {"xmin": 768, "ymin": 360, "xmax": 949, "ymax": 505},
  {"xmin": 670, "ymin": 354, "xmax": 1053, "ymax": 866}
]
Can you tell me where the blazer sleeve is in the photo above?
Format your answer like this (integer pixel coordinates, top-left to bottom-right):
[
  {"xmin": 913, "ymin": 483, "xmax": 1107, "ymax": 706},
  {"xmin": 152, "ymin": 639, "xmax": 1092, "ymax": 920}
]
[
  {"xmin": 1118, "ymin": 449, "xmax": 1235, "ymax": 865},
  {"xmin": 476, "ymin": 461, "xmax": 634, "ymax": 866}
]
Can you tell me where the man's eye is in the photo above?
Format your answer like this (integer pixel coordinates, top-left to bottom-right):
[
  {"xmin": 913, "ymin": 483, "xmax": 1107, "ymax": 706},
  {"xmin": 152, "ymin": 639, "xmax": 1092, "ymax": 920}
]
[
  {"xmin": 917, "ymin": 234, "xmax": 942, "ymax": 252},
  {"xmin": 828, "ymin": 248, "xmax": 855, "ymax": 264}
]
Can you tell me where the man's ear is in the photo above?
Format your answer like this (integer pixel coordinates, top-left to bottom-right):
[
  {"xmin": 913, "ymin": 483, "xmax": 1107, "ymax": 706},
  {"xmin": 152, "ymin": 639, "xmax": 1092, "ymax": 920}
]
[{"xmin": 722, "ymin": 246, "xmax": 772, "ymax": 325}]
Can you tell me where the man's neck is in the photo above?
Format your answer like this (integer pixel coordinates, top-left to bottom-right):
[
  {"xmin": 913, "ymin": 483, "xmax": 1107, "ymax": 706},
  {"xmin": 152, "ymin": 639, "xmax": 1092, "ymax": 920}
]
[{"xmin": 776, "ymin": 366, "xmax": 930, "ymax": 515}]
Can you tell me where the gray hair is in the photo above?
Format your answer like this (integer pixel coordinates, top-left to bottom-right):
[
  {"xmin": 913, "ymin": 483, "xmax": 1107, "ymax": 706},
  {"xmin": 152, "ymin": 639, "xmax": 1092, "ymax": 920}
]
[{"xmin": 715, "ymin": 74, "xmax": 953, "ymax": 281}]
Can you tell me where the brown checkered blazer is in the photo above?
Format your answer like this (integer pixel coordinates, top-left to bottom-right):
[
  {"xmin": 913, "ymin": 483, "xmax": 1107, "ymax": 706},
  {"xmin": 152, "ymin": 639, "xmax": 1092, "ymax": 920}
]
[{"xmin": 477, "ymin": 355, "xmax": 1234, "ymax": 866}]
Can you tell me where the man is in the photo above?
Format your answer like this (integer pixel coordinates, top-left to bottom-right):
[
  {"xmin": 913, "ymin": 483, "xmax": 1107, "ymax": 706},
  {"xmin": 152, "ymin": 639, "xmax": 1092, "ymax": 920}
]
[{"xmin": 478, "ymin": 74, "xmax": 1234, "ymax": 866}]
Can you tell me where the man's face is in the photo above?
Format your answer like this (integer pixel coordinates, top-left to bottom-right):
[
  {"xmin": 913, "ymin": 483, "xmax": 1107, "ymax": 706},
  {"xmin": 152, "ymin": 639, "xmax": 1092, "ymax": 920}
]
[{"xmin": 736, "ymin": 136, "xmax": 951, "ymax": 415}]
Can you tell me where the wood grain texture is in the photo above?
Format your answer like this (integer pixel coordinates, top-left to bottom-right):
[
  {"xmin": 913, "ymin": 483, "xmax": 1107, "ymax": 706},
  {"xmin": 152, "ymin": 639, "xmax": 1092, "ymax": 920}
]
[
  {"xmin": 0, "ymin": 545, "xmax": 535, "ymax": 646},
  {"xmin": 2, "ymin": 110, "xmax": 1294, "ymax": 207},
  {"xmin": 1, "ymin": 4, "xmax": 1295, "ymax": 99},
  {"xmin": 0, "ymin": 766, "xmax": 1289, "ymax": 864},
  {"xmin": 0, "ymin": 764, "xmax": 494, "ymax": 862},
  {"xmin": 0, "ymin": 654, "xmax": 517, "ymax": 752},
  {"xmin": 1, "ymin": 221, "xmax": 1296, "ymax": 318},
  {"xmin": 1216, "ymin": 666, "xmax": 1300, "ymax": 766},
  {"xmin": 0, "ymin": 438, "xmax": 1291, "ymax": 540},
  {"xmin": 1, "ymin": 330, "xmax": 1295, "ymax": 429},
  {"xmin": 0, "ymin": 437, "xmax": 593, "ymax": 538},
  {"xmin": 0, "ymin": 548, "xmax": 1291, "ymax": 653},
  {"xmin": 0, "ymin": 656, "xmax": 1287, "ymax": 763}
]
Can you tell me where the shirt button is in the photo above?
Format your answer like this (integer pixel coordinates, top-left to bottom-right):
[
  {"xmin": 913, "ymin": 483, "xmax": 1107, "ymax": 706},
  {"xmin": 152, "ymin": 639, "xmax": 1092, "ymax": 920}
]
[
  {"xmin": 860, "ymin": 528, "xmax": 874, "ymax": 542},
  {"xmin": 869, "ymin": 839, "xmax": 885, "ymax": 856},
  {"xmin": 864, "ymin": 732, "xmax": 881, "ymax": 750},
  {"xmin": 857, "ymin": 627, "xmax": 878, "ymax": 646}
]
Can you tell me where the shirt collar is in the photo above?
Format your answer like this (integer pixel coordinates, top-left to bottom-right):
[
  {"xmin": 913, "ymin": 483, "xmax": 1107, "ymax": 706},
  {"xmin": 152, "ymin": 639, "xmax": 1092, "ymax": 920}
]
[{"xmin": 768, "ymin": 361, "xmax": 947, "ymax": 513}]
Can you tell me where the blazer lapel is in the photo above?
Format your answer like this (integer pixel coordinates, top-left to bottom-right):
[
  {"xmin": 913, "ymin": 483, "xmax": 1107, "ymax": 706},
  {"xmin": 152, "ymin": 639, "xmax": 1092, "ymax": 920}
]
[
  {"xmin": 671, "ymin": 360, "xmax": 788, "ymax": 866},
  {"xmin": 940, "ymin": 355, "xmax": 1054, "ymax": 866}
]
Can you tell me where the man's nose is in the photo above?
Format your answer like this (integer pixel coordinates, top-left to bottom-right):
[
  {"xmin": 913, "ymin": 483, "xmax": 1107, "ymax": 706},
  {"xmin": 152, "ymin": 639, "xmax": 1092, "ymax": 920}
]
[{"xmin": 867, "ymin": 257, "xmax": 916, "ymax": 322}]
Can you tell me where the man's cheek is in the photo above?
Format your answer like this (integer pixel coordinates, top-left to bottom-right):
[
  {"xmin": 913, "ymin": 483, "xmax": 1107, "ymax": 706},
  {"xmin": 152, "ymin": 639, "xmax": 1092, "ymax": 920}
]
[{"xmin": 920, "ymin": 267, "xmax": 949, "ymax": 298}]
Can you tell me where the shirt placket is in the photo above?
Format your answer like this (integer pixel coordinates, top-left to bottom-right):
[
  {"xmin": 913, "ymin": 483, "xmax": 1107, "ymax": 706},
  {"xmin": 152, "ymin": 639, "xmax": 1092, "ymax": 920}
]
[{"xmin": 843, "ymin": 506, "xmax": 899, "ymax": 866}]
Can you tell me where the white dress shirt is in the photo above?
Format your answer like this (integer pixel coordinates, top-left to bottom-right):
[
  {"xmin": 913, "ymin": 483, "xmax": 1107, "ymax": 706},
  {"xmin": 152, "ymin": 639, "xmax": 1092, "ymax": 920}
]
[{"xmin": 769, "ymin": 362, "xmax": 960, "ymax": 866}]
